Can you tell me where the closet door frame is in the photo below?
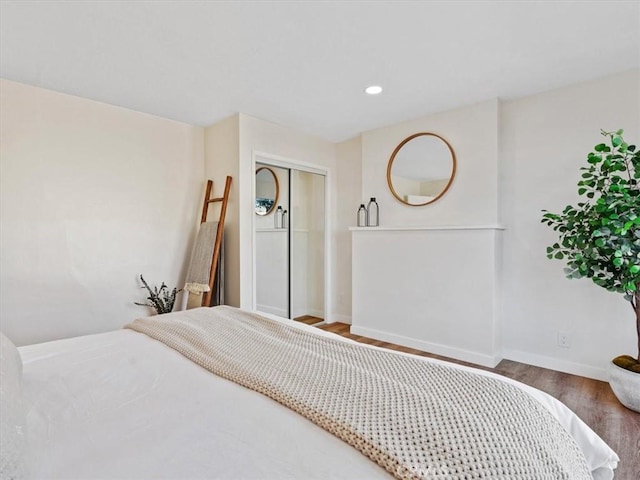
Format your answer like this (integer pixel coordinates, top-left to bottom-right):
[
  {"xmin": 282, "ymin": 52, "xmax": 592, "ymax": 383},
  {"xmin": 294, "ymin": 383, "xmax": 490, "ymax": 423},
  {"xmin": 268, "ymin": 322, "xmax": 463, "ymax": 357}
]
[{"xmin": 251, "ymin": 150, "xmax": 330, "ymax": 321}]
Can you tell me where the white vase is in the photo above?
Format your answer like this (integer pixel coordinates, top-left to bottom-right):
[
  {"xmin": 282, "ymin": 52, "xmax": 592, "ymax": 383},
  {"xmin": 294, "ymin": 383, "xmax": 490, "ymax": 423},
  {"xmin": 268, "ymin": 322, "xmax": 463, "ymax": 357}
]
[{"xmin": 608, "ymin": 361, "xmax": 640, "ymax": 412}]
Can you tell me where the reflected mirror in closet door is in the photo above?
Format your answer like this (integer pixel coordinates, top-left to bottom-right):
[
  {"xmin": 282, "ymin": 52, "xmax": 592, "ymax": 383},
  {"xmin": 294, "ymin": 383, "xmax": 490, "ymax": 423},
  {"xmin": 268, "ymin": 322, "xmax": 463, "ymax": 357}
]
[{"xmin": 255, "ymin": 167, "xmax": 279, "ymax": 215}]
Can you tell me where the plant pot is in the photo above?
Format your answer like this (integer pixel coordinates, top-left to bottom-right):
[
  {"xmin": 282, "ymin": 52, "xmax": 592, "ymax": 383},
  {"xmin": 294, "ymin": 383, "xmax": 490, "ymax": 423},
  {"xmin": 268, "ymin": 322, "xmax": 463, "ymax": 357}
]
[{"xmin": 608, "ymin": 361, "xmax": 640, "ymax": 412}]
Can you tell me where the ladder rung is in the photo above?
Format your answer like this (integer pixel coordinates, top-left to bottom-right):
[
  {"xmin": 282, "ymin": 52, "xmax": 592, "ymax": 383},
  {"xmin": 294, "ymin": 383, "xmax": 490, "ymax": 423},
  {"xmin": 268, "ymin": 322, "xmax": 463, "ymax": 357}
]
[{"xmin": 206, "ymin": 197, "xmax": 224, "ymax": 203}]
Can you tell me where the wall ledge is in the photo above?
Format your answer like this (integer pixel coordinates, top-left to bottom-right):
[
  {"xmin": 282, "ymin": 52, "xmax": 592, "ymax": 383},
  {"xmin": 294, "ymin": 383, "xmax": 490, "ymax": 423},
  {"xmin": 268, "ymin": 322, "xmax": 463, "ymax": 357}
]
[{"xmin": 349, "ymin": 224, "xmax": 505, "ymax": 232}]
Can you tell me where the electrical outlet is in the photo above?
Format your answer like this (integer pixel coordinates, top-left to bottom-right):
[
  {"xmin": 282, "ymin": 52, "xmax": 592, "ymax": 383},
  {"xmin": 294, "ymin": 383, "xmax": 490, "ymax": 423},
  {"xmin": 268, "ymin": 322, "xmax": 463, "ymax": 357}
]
[{"xmin": 557, "ymin": 331, "xmax": 571, "ymax": 348}]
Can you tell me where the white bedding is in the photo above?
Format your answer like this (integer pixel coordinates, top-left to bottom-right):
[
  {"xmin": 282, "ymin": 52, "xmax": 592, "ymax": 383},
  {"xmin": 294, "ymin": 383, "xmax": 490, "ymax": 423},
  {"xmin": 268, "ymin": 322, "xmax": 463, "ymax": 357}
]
[{"xmin": 19, "ymin": 313, "xmax": 618, "ymax": 480}]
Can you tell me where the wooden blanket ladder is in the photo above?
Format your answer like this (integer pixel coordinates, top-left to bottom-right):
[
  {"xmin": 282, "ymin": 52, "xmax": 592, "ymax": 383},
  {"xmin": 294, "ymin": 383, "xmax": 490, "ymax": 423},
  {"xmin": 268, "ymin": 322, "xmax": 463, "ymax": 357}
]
[{"xmin": 196, "ymin": 176, "xmax": 232, "ymax": 307}]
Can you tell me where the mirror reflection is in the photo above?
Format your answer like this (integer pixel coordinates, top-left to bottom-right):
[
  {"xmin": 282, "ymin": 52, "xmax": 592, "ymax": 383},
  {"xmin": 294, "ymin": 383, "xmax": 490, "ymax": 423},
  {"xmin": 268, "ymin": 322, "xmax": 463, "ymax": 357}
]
[
  {"xmin": 255, "ymin": 167, "xmax": 279, "ymax": 215},
  {"xmin": 387, "ymin": 133, "xmax": 456, "ymax": 206}
]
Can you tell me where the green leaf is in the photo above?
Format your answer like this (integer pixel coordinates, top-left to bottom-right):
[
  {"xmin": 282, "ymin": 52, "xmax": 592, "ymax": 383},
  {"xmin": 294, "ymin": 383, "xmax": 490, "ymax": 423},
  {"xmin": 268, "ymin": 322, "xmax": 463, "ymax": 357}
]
[{"xmin": 541, "ymin": 129, "xmax": 638, "ymax": 294}]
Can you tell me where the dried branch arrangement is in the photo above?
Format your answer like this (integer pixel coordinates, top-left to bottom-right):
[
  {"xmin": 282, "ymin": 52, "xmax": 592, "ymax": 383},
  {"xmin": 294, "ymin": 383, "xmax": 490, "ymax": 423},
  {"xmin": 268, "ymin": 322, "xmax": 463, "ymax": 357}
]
[{"xmin": 135, "ymin": 274, "xmax": 181, "ymax": 314}]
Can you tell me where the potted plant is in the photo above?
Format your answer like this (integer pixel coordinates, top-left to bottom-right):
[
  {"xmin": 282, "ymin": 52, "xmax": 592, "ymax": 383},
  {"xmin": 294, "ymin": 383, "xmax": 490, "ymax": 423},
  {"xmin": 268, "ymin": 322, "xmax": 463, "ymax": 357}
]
[
  {"xmin": 135, "ymin": 274, "xmax": 181, "ymax": 314},
  {"xmin": 541, "ymin": 129, "xmax": 639, "ymax": 412}
]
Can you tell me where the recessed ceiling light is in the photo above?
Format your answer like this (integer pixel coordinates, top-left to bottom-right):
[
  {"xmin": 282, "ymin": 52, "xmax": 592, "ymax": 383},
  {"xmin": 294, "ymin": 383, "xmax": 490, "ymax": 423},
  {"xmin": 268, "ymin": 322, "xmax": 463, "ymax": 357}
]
[{"xmin": 364, "ymin": 85, "xmax": 383, "ymax": 95}]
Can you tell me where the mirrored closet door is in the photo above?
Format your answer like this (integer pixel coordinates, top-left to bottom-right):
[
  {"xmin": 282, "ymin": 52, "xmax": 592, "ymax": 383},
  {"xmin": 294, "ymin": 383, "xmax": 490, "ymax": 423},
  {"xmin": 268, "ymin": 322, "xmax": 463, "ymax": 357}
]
[
  {"xmin": 255, "ymin": 163, "xmax": 289, "ymax": 318},
  {"xmin": 255, "ymin": 160, "xmax": 325, "ymax": 324},
  {"xmin": 290, "ymin": 170, "xmax": 325, "ymax": 324}
]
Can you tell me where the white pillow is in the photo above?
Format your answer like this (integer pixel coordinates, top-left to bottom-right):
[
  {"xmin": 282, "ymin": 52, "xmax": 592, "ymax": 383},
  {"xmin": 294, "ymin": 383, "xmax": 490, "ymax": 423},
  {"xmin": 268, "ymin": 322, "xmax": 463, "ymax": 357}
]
[{"xmin": 0, "ymin": 332, "xmax": 27, "ymax": 479}]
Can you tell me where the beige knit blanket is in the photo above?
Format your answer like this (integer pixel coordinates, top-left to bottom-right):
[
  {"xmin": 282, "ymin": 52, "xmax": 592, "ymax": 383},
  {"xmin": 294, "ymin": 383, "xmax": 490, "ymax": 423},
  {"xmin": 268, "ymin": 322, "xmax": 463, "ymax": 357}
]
[
  {"xmin": 125, "ymin": 306, "xmax": 592, "ymax": 480},
  {"xmin": 184, "ymin": 221, "xmax": 218, "ymax": 294}
]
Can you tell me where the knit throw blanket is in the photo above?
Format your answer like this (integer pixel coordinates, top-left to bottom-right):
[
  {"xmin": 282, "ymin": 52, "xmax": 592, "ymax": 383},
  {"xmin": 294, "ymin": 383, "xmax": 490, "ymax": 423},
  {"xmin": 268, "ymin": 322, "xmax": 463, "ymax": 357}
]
[
  {"xmin": 125, "ymin": 306, "xmax": 592, "ymax": 480},
  {"xmin": 184, "ymin": 221, "xmax": 218, "ymax": 294}
]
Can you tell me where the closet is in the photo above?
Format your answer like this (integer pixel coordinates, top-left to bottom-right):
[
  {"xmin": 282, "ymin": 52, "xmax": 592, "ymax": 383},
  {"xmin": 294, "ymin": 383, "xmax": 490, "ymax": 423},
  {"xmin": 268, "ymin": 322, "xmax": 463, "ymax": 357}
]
[{"xmin": 254, "ymin": 158, "xmax": 325, "ymax": 324}]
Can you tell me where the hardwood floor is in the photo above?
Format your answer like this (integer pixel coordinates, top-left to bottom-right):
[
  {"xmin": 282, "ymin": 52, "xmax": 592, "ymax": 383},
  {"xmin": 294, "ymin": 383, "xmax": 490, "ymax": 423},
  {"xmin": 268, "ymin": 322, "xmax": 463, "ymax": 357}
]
[
  {"xmin": 317, "ymin": 322, "xmax": 640, "ymax": 479},
  {"xmin": 293, "ymin": 315, "xmax": 323, "ymax": 326}
]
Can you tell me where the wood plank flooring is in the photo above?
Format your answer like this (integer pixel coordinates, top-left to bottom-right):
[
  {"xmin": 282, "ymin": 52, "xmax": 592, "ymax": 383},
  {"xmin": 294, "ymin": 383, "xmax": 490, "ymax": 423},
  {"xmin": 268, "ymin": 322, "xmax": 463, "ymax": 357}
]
[
  {"xmin": 317, "ymin": 322, "xmax": 640, "ymax": 480},
  {"xmin": 293, "ymin": 315, "xmax": 323, "ymax": 325}
]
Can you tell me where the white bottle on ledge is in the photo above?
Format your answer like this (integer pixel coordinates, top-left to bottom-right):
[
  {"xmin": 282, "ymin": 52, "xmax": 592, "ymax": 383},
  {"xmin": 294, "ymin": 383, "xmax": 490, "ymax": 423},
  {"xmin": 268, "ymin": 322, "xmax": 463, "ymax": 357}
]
[
  {"xmin": 357, "ymin": 204, "xmax": 367, "ymax": 227},
  {"xmin": 366, "ymin": 197, "xmax": 379, "ymax": 227},
  {"xmin": 274, "ymin": 206, "xmax": 283, "ymax": 229}
]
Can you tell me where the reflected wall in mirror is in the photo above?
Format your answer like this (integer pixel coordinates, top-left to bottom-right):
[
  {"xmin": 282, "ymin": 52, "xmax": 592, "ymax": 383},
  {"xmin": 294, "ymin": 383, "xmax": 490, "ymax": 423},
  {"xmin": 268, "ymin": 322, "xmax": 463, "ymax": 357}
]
[
  {"xmin": 255, "ymin": 166, "xmax": 279, "ymax": 215},
  {"xmin": 387, "ymin": 132, "xmax": 456, "ymax": 206}
]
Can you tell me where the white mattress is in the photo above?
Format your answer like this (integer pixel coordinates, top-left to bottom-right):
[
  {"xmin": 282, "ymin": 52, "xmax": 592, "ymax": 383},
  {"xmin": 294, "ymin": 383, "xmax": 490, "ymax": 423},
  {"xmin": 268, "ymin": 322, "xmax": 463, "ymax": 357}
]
[{"xmin": 19, "ymin": 313, "xmax": 618, "ymax": 480}]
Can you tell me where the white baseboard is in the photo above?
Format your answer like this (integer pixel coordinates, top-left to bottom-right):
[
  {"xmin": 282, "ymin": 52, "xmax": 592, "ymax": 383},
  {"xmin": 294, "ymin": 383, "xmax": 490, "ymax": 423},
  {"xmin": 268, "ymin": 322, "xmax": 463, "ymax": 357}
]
[
  {"xmin": 307, "ymin": 308, "xmax": 323, "ymax": 319},
  {"xmin": 327, "ymin": 313, "xmax": 352, "ymax": 325},
  {"xmin": 351, "ymin": 325, "xmax": 501, "ymax": 368},
  {"xmin": 502, "ymin": 349, "xmax": 608, "ymax": 382},
  {"xmin": 292, "ymin": 308, "xmax": 324, "ymax": 319},
  {"xmin": 256, "ymin": 304, "xmax": 288, "ymax": 318}
]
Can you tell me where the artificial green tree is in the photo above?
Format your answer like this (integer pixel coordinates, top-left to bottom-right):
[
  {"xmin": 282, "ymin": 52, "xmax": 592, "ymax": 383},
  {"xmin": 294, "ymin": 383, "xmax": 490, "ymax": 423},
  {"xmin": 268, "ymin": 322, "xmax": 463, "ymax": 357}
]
[{"xmin": 542, "ymin": 130, "xmax": 640, "ymax": 368}]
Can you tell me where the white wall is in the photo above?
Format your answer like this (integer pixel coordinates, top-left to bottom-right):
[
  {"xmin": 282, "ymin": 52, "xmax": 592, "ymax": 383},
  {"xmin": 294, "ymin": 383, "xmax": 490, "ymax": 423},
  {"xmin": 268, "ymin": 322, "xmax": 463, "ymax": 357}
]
[
  {"xmin": 0, "ymin": 79, "xmax": 204, "ymax": 346},
  {"xmin": 203, "ymin": 115, "xmax": 240, "ymax": 306},
  {"xmin": 352, "ymin": 227, "xmax": 502, "ymax": 366},
  {"xmin": 351, "ymin": 100, "xmax": 502, "ymax": 364},
  {"xmin": 334, "ymin": 136, "xmax": 362, "ymax": 323},
  {"xmin": 500, "ymin": 69, "xmax": 640, "ymax": 380},
  {"xmin": 361, "ymin": 99, "xmax": 499, "ymax": 227}
]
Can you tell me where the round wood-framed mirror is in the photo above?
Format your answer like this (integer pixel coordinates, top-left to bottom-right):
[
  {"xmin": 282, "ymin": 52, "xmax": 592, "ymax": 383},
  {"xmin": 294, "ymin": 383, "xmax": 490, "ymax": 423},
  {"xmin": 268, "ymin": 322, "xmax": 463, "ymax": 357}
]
[
  {"xmin": 255, "ymin": 166, "xmax": 279, "ymax": 215},
  {"xmin": 386, "ymin": 132, "xmax": 457, "ymax": 206}
]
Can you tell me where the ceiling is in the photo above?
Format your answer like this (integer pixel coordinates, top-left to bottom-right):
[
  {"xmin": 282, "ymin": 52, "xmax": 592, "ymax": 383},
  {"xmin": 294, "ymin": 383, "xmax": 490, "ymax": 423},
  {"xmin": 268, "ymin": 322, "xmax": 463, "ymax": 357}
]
[{"xmin": 1, "ymin": 0, "xmax": 638, "ymax": 142}]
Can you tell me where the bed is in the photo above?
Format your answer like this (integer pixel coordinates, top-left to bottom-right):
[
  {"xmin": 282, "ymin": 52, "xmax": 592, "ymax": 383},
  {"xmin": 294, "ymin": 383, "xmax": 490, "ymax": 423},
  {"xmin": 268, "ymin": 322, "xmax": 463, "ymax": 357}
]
[{"xmin": 2, "ymin": 306, "xmax": 618, "ymax": 479}]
